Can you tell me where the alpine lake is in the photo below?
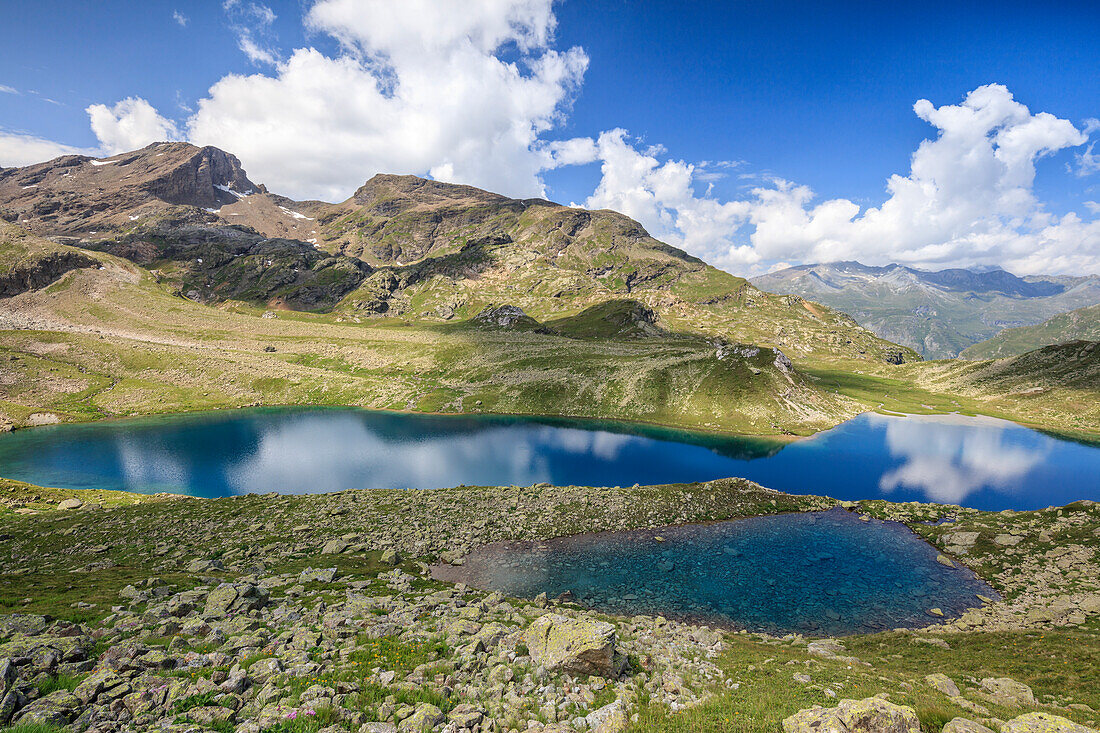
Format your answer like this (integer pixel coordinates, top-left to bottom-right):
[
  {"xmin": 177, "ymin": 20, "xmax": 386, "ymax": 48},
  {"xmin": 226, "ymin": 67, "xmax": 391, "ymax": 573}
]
[{"xmin": 3, "ymin": 406, "xmax": 1096, "ymax": 633}]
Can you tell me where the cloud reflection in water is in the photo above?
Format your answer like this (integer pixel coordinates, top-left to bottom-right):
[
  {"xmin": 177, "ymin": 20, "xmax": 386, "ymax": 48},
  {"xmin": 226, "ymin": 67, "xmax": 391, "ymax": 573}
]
[
  {"xmin": 873, "ymin": 414, "xmax": 1049, "ymax": 504},
  {"xmin": 222, "ymin": 415, "xmax": 642, "ymax": 494}
]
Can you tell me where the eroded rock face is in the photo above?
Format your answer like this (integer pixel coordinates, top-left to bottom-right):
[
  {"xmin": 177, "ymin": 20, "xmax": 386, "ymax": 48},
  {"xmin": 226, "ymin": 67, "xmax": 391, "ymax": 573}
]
[
  {"xmin": 524, "ymin": 613, "xmax": 620, "ymax": 678},
  {"xmin": 0, "ymin": 251, "xmax": 97, "ymax": 298},
  {"xmin": 782, "ymin": 697, "xmax": 921, "ymax": 733}
]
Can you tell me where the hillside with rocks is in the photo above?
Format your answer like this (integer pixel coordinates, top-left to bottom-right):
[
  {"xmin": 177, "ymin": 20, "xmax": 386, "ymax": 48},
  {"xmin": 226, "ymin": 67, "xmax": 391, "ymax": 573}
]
[
  {"xmin": 1, "ymin": 143, "xmax": 916, "ymax": 365},
  {"xmin": 754, "ymin": 262, "xmax": 1100, "ymax": 359}
]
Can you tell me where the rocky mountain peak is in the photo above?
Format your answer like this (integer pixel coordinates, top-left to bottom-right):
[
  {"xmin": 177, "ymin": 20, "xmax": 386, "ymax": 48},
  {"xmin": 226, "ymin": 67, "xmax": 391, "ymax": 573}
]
[
  {"xmin": 350, "ymin": 173, "xmax": 519, "ymax": 214},
  {"xmin": 0, "ymin": 141, "xmax": 263, "ymax": 235},
  {"xmin": 139, "ymin": 142, "xmax": 261, "ymax": 208}
]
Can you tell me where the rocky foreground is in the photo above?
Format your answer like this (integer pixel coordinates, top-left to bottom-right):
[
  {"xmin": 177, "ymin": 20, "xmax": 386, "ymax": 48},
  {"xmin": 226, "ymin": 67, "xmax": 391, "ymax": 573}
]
[{"xmin": 0, "ymin": 478, "xmax": 1098, "ymax": 733}]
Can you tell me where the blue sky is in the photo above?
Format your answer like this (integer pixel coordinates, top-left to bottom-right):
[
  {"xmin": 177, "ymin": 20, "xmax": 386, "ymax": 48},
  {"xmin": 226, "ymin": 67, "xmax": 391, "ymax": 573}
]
[{"xmin": 2, "ymin": 1, "xmax": 1099, "ymax": 275}]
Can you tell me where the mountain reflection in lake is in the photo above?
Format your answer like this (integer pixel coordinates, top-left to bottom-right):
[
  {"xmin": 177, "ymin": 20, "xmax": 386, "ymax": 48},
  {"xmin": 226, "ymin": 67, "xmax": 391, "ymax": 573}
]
[
  {"xmin": 0, "ymin": 407, "xmax": 1096, "ymax": 509},
  {"xmin": 433, "ymin": 508, "xmax": 999, "ymax": 635}
]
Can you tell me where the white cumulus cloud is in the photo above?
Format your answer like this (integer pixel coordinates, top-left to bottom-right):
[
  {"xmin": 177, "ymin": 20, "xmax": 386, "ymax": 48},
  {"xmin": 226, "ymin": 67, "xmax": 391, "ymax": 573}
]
[
  {"xmin": 86, "ymin": 97, "xmax": 182, "ymax": 154},
  {"xmin": 581, "ymin": 84, "xmax": 1098, "ymax": 275},
  {"xmin": 0, "ymin": 130, "xmax": 97, "ymax": 167},
  {"xmin": 185, "ymin": 0, "xmax": 587, "ymax": 201},
  {"xmin": 585, "ymin": 129, "xmax": 757, "ymax": 267}
]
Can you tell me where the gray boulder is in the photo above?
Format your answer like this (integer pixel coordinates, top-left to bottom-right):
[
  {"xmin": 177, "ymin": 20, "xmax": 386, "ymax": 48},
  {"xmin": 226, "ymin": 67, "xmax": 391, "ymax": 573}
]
[
  {"xmin": 979, "ymin": 677, "xmax": 1036, "ymax": 707},
  {"xmin": 942, "ymin": 718, "xmax": 996, "ymax": 733},
  {"xmin": 524, "ymin": 613, "xmax": 621, "ymax": 678}
]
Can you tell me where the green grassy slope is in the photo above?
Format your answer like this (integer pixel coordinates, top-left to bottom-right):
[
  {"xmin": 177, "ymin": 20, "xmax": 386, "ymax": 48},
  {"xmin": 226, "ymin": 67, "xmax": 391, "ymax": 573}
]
[
  {"xmin": 961, "ymin": 304, "xmax": 1100, "ymax": 359},
  {"xmin": 3, "ymin": 222, "xmax": 1098, "ymax": 439},
  {"xmin": 902, "ymin": 341, "xmax": 1100, "ymax": 438},
  {"xmin": 0, "ymin": 228, "xmax": 864, "ymax": 436}
]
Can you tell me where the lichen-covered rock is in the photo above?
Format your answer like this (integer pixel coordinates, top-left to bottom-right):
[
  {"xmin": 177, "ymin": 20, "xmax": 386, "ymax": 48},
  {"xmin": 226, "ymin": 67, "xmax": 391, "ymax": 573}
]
[
  {"xmin": 0, "ymin": 614, "xmax": 49, "ymax": 637},
  {"xmin": 73, "ymin": 668, "xmax": 129, "ymax": 704},
  {"xmin": 398, "ymin": 702, "xmax": 444, "ymax": 731},
  {"xmin": 0, "ymin": 690, "xmax": 19, "ymax": 726},
  {"xmin": 524, "ymin": 613, "xmax": 620, "ymax": 678},
  {"xmin": 587, "ymin": 699, "xmax": 628, "ymax": 732},
  {"xmin": 12, "ymin": 689, "xmax": 80, "ymax": 726},
  {"xmin": 1001, "ymin": 712, "xmax": 1097, "ymax": 733},
  {"xmin": 926, "ymin": 673, "xmax": 962, "ymax": 698},
  {"xmin": 782, "ymin": 697, "xmax": 920, "ymax": 733},
  {"xmin": 980, "ymin": 677, "xmax": 1036, "ymax": 707},
  {"xmin": 203, "ymin": 582, "xmax": 268, "ymax": 617},
  {"xmin": 941, "ymin": 718, "xmax": 996, "ymax": 733}
]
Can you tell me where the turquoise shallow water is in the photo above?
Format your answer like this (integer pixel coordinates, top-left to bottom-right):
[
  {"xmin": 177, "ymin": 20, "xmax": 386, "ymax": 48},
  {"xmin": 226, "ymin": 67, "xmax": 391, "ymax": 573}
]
[
  {"xmin": 433, "ymin": 508, "xmax": 999, "ymax": 635},
  {"xmin": 0, "ymin": 406, "xmax": 1097, "ymax": 509}
]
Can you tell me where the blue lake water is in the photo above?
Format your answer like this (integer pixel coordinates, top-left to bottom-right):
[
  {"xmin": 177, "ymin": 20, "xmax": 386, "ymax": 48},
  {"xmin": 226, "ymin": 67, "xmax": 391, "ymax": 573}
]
[
  {"xmin": 0, "ymin": 406, "xmax": 1097, "ymax": 510},
  {"xmin": 433, "ymin": 508, "xmax": 998, "ymax": 635}
]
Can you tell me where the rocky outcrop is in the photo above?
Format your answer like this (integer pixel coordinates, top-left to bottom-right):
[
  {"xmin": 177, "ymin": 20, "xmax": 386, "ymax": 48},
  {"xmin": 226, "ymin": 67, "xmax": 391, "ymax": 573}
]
[
  {"xmin": 782, "ymin": 697, "xmax": 921, "ymax": 733},
  {"xmin": 88, "ymin": 226, "xmax": 372, "ymax": 310},
  {"xmin": 472, "ymin": 304, "xmax": 543, "ymax": 330},
  {"xmin": 144, "ymin": 145, "xmax": 258, "ymax": 209},
  {"xmin": 549, "ymin": 299, "xmax": 666, "ymax": 340},
  {"xmin": 0, "ymin": 250, "xmax": 97, "ymax": 298}
]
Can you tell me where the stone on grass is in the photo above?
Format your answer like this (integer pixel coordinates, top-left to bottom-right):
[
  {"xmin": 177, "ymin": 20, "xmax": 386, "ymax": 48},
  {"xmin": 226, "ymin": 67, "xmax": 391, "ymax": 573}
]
[
  {"xmin": 321, "ymin": 539, "xmax": 349, "ymax": 554},
  {"xmin": 782, "ymin": 697, "xmax": 920, "ymax": 733},
  {"xmin": 298, "ymin": 567, "xmax": 338, "ymax": 583},
  {"xmin": 979, "ymin": 677, "xmax": 1036, "ymax": 707},
  {"xmin": 941, "ymin": 718, "xmax": 996, "ymax": 733},
  {"xmin": 1001, "ymin": 713, "xmax": 1097, "ymax": 733},
  {"xmin": 926, "ymin": 673, "xmax": 961, "ymax": 698},
  {"xmin": 57, "ymin": 498, "xmax": 83, "ymax": 510}
]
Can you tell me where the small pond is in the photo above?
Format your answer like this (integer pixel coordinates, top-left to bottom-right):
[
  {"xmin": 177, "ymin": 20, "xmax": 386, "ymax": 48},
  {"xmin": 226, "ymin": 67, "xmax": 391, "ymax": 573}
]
[{"xmin": 433, "ymin": 508, "xmax": 999, "ymax": 635}]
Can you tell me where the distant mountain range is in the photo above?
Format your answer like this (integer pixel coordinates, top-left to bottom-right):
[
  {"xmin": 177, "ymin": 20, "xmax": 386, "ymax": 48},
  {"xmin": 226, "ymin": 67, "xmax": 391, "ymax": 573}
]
[{"xmin": 753, "ymin": 261, "xmax": 1100, "ymax": 359}]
